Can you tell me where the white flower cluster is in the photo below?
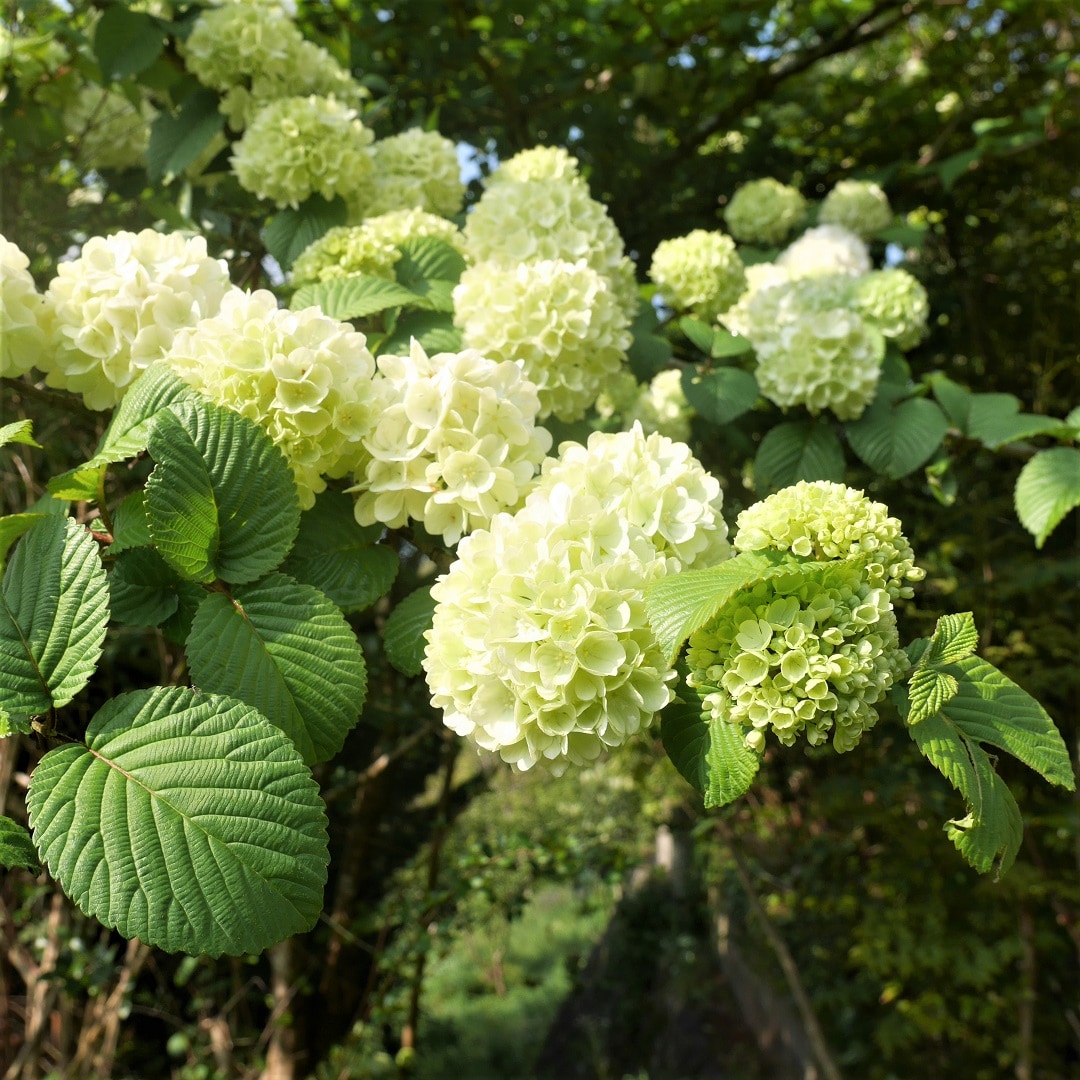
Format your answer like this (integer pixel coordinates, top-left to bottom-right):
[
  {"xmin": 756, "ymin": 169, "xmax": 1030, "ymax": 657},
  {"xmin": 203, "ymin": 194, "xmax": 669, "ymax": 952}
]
[
  {"xmin": 649, "ymin": 230, "xmax": 747, "ymax": 322},
  {"xmin": 1, "ymin": 236, "xmax": 47, "ymax": 378},
  {"xmin": 718, "ymin": 262, "xmax": 791, "ymax": 339},
  {"xmin": 230, "ymin": 95, "xmax": 374, "ymax": 208},
  {"xmin": 453, "ymin": 258, "xmax": 631, "ymax": 422},
  {"xmin": 777, "ymin": 224, "xmax": 871, "ymax": 279},
  {"xmin": 424, "ymin": 425, "xmax": 728, "ymax": 773},
  {"xmin": 165, "ymin": 290, "xmax": 378, "ymax": 508},
  {"xmin": 487, "ymin": 146, "xmax": 582, "ymax": 186},
  {"xmin": 63, "ymin": 84, "xmax": 155, "ymax": 172},
  {"xmin": 723, "ymin": 179, "xmax": 807, "ymax": 246},
  {"xmin": 685, "ymin": 481, "xmax": 917, "ymax": 754},
  {"xmin": 350, "ymin": 340, "xmax": 552, "ymax": 544},
  {"xmin": 852, "ymin": 269, "xmax": 930, "ymax": 352},
  {"xmin": 38, "ymin": 230, "xmax": 232, "ymax": 410},
  {"xmin": 349, "ymin": 129, "xmax": 465, "ymax": 220},
  {"xmin": 731, "ymin": 273, "xmax": 885, "ymax": 420},
  {"xmin": 596, "ymin": 369, "xmax": 694, "ymax": 443},
  {"xmin": 291, "ymin": 210, "xmax": 465, "ymax": 288},
  {"xmin": 819, "ymin": 180, "xmax": 892, "ymax": 238}
]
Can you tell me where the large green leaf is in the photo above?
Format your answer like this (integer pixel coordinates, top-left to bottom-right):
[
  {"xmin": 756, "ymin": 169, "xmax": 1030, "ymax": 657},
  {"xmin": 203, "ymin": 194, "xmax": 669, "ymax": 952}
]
[
  {"xmin": 146, "ymin": 401, "xmax": 300, "ymax": 584},
  {"xmin": 659, "ymin": 695, "xmax": 710, "ymax": 795},
  {"xmin": 109, "ymin": 491, "xmax": 152, "ymax": 555},
  {"xmin": 27, "ymin": 686, "xmax": 329, "ymax": 957},
  {"xmin": 280, "ymin": 490, "xmax": 398, "ymax": 612},
  {"xmin": 394, "ymin": 236, "xmax": 467, "ymax": 287},
  {"xmin": 680, "ymin": 366, "xmax": 759, "ymax": 425},
  {"xmin": 845, "ymin": 395, "xmax": 949, "ymax": 478},
  {"xmin": 626, "ymin": 322, "xmax": 674, "ymax": 382},
  {"xmin": 383, "ymin": 585, "xmax": 437, "ymax": 676},
  {"xmin": 928, "ymin": 372, "xmax": 973, "ymax": 431},
  {"xmin": 185, "ymin": 573, "xmax": 367, "ymax": 765},
  {"xmin": 264, "ymin": 195, "xmax": 347, "ymax": 271},
  {"xmin": 0, "ymin": 816, "xmax": 39, "ymax": 872},
  {"xmin": 108, "ymin": 548, "xmax": 190, "ymax": 627},
  {"xmin": 966, "ymin": 393, "xmax": 1065, "ymax": 449},
  {"xmin": 704, "ymin": 711, "xmax": 762, "ymax": 810},
  {"xmin": 376, "ymin": 311, "xmax": 462, "ymax": 357},
  {"xmin": 753, "ymin": 419, "xmax": 845, "ymax": 494},
  {"xmin": 93, "ymin": 5, "xmax": 165, "ymax": 80},
  {"xmin": 0, "ymin": 514, "xmax": 46, "ymax": 566},
  {"xmin": 290, "ymin": 275, "xmax": 422, "ymax": 319},
  {"xmin": 147, "ymin": 89, "xmax": 226, "ymax": 184},
  {"xmin": 0, "ymin": 516, "xmax": 109, "ymax": 714},
  {"xmin": 1014, "ymin": 447, "xmax": 1080, "ymax": 548}
]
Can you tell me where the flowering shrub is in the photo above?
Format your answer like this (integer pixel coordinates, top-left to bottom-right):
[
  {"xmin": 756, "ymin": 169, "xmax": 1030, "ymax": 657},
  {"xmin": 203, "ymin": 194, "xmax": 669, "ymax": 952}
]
[
  {"xmin": 36, "ymin": 230, "xmax": 232, "ymax": 410},
  {"xmin": 63, "ymin": 85, "xmax": 154, "ymax": 172},
  {"xmin": 230, "ymin": 95, "xmax": 374, "ymax": 208},
  {"xmin": 648, "ymin": 230, "xmax": 747, "ymax": 322},
  {"xmin": 853, "ymin": 268, "xmax": 930, "ymax": 351},
  {"xmin": 349, "ymin": 129, "xmax": 465, "ymax": 220},
  {"xmin": 164, "ymin": 289, "xmax": 379, "ymax": 507},
  {"xmin": 723, "ymin": 178, "xmax": 807, "ymax": 246},
  {"xmin": 0, "ymin": 235, "xmax": 47, "ymax": 378},
  {"xmin": 820, "ymin": 179, "xmax": 893, "ymax": 238},
  {"xmin": 453, "ymin": 257, "xmax": 631, "ymax": 422},
  {"xmin": 351, "ymin": 340, "xmax": 552, "ymax": 544},
  {"xmin": 777, "ymin": 223, "xmax": 871, "ymax": 278}
]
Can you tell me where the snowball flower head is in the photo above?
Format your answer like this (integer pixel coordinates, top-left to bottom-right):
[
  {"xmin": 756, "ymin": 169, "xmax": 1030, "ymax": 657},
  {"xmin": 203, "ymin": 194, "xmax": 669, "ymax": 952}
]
[
  {"xmin": 719, "ymin": 262, "xmax": 790, "ymax": 339},
  {"xmin": 488, "ymin": 146, "xmax": 582, "ymax": 186},
  {"xmin": 820, "ymin": 180, "xmax": 892, "ymax": 238},
  {"xmin": 165, "ymin": 290, "xmax": 379, "ymax": 508},
  {"xmin": 724, "ymin": 179, "xmax": 807, "ymax": 246},
  {"xmin": 596, "ymin": 369, "xmax": 694, "ymax": 443},
  {"xmin": 777, "ymin": 224, "xmax": 871, "ymax": 279},
  {"xmin": 734, "ymin": 480, "xmax": 924, "ymax": 601},
  {"xmin": 453, "ymin": 258, "xmax": 631, "ymax": 422},
  {"xmin": 350, "ymin": 340, "xmax": 552, "ymax": 544},
  {"xmin": 38, "ymin": 230, "xmax": 232, "ymax": 410},
  {"xmin": 63, "ymin": 85, "xmax": 154, "ymax": 172},
  {"xmin": 348, "ymin": 129, "xmax": 465, "ymax": 220},
  {"xmin": 292, "ymin": 210, "xmax": 464, "ymax": 287},
  {"xmin": 686, "ymin": 569, "xmax": 908, "ymax": 753},
  {"xmin": 463, "ymin": 177, "xmax": 638, "ymax": 319},
  {"xmin": 231, "ymin": 95, "xmax": 374, "ymax": 208},
  {"xmin": 852, "ymin": 268, "xmax": 930, "ymax": 351},
  {"xmin": 649, "ymin": 230, "xmax": 747, "ymax": 322},
  {"xmin": 1, "ymin": 235, "xmax": 47, "ymax": 378}
]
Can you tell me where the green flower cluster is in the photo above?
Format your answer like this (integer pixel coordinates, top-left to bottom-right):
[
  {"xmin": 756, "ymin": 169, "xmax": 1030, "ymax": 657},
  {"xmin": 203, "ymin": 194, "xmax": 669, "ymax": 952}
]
[
  {"xmin": 63, "ymin": 85, "xmax": 155, "ymax": 172},
  {"xmin": 0, "ymin": 235, "xmax": 47, "ymax": 378},
  {"xmin": 852, "ymin": 268, "xmax": 930, "ymax": 352},
  {"xmin": 348, "ymin": 129, "xmax": 465, "ymax": 220},
  {"xmin": 596, "ymin": 369, "xmax": 694, "ymax": 445},
  {"xmin": 230, "ymin": 95, "xmax": 374, "ymax": 208},
  {"xmin": 649, "ymin": 229, "xmax": 747, "ymax": 322},
  {"xmin": 488, "ymin": 146, "xmax": 582, "ymax": 186},
  {"xmin": 723, "ymin": 178, "xmax": 807, "ymax": 246},
  {"xmin": 452, "ymin": 258, "xmax": 631, "ymax": 422},
  {"xmin": 291, "ymin": 210, "xmax": 465, "ymax": 288},
  {"xmin": 820, "ymin": 179, "xmax": 893, "ymax": 238}
]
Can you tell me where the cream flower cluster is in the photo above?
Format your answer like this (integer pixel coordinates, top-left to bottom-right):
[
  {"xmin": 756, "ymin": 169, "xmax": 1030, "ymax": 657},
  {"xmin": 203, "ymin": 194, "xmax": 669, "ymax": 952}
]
[
  {"xmin": 488, "ymin": 146, "xmax": 582, "ymax": 186},
  {"xmin": 462, "ymin": 176, "xmax": 639, "ymax": 319},
  {"xmin": 63, "ymin": 85, "xmax": 155, "ymax": 172},
  {"xmin": 291, "ymin": 210, "xmax": 465, "ymax": 287},
  {"xmin": 820, "ymin": 180, "xmax": 893, "ymax": 238},
  {"xmin": 38, "ymin": 230, "xmax": 232, "ymax": 410},
  {"xmin": 596, "ymin": 369, "xmax": 694, "ymax": 443},
  {"xmin": 348, "ymin": 129, "xmax": 465, "ymax": 220},
  {"xmin": 453, "ymin": 258, "xmax": 631, "ymax": 423},
  {"xmin": 723, "ymin": 179, "xmax": 807, "ymax": 246},
  {"xmin": 1, "ymin": 236, "xmax": 47, "ymax": 378},
  {"xmin": 777, "ymin": 224, "xmax": 871, "ymax": 279},
  {"xmin": 649, "ymin": 230, "xmax": 747, "ymax": 322},
  {"xmin": 165, "ymin": 289, "xmax": 378, "ymax": 508},
  {"xmin": 852, "ymin": 269, "xmax": 930, "ymax": 352},
  {"xmin": 423, "ymin": 426, "xmax": 727, "ymax": 774},
  {"xmin": 350, "ymin": 340, "xmax": 552, "ymax": 544},
  {"xmin": 733, "ymin": 480, "xmax": 925, "ymax": 601},
  {"xmin": 686, "ymin": 570, "xmax": 907, "ymax": 753},
  {"xmin": 230, "ymin": 95, "xmax": 374, "ymax": 208},
  {"xmin": 736, "ymin": 274, "xmax": 885, "ymax": 420},
  {"xmin": 718, "ymin": 262, "xmax": 791, "ymax": 338}
]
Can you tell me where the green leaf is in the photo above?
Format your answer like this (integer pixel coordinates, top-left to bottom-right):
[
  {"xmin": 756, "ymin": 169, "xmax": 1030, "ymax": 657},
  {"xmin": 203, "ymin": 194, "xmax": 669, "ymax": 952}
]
[
  {"xmin": 264, "ymin": 195, "xmax": 348, "ymax": 271},
  {"xmin": 846, "ymin": 396, "xmax": 949, "ymax": 478},
  {"xmin": 704, "ymin": 712, "xmax": 762, "ymax": 809},
  {"xmin": 0, "ymin": 816, "xmax": 39, "ymax": 872},
  {"xmin": 659, "ymin": 695, "xmax": 710, "ymax": 795},
  {"xmin": 185, "ymin": 573, "xmax": 367, "ymax": 765},
  {"xmin": 394, "ymin": 236, "xmax": 467, "ymax": 285},
  {"xmin": 280, "ymin": 490, "xmax": 398, "ymax": 612},
  {"xmin": 1014, "ymin": 447, "xmax": 1080, "ymax": 548},
  {"xmin": 627, "ymin": 333, "xmax": 673, "ymax": 382},
  {"xmin": 680, "ymin": 366, "xmax": 759, "ymax": 426},
  {"xmin": 108, "ymin": 548, "xmax": 185, "ymax": 627},
  {"xmin": 376, "ymin": 311, "xmax": 462, "ymax": 357},
  {"xmin": 936, "ymin": 147, "xmax": 981, "ymax": 191},
  {"xmin": 924, "ymin": 611, "xmax": 979, "ymax": 666},
  {"xmin": 906, "ymin": 667, "xmax": 959, "ymax": 725},
  {"xmin": 645, "ymin": 550, "xmax": 830, "ymax": 665},
  {"xmin": 0, "ymin": 514, "xmax": 47, "ymax": 566},
  {"xmin": 928, "ymin": 372, "xmax": 973, "ymax": 431},
  {"xmin": 27, "ymin": 686, "xmax": 329, "ymax": 956},
  {"xmin": 110, "ymin": 491, "xmax": 152, "ymax": 554},
  {"xmin": 753, "ymin": 420, "xmax": 845, "ymax": 494},
  {"xmin": 709, "ymin": 328, "xmax": 753, "ymax": 359},
  {"xmin": 93, "ymin": 5, "xmax": 165, "ymax": 79},
  {"xmin": 290, "ymin": 275, "xmax": 422, "ymax": 320},
  {"xmin": 0, "ymin": 516, "xmax": 109, "ymax": 714},
  {"xmin": 0, "ymin": 711, "xmax": 33, "ymax": 737},
  {"xmin": 0, "ymin": 420, "xmax": 41, "ymax": 448},
  {"xmin": 966, "ymin": 393, "xmax": 1065, "ymax": 449},
  {"xmin": 679, "ymin": 316, "xmax": 717, "ymax": 354},
  {"xmin": 147, "ymin": 89, "xmax": 226, "ymax": 184},
  {"xmin": 146, "ymin": 401, "xmax": 300, "ymax": 584},
  {"xmin": 383, "ymin": 585, "xmax": 437, "ymax": 676}
]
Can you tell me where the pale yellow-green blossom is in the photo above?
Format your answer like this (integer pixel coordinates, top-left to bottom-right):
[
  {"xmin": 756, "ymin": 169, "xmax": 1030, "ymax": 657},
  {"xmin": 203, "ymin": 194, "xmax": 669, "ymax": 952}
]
[
  {"xmin": 350, "ymin": 340, "xmax": 552, "ymax": 544},
  {"xmin": 348, "ymin": 129, "xmax": 465, "ymax": 220},
  {"xmin": 488, "ymin": 146, "xmax": 582, "ymax": 186},
  {"xmin": 777, "ymin": 224, "xmax": 871, "ymax": 279},
  {"xmin": 718, "ymin": 262, "xmax": 790, "ymax": 339},
  {"xmin": 852, "ymin": 268, "xmax": 930, "ymax": 352},
  {"xmin": 820, "ymin": 179, "xmax": 892, "ymax": 238},
  {"xmin": 723, "ymin": 178, "xmax": 807, "ymax": 246},
  {"xmin": 164, "ymin": 289, "xmax": 379, "ymax": 508},
  {"xmin": 0, "ymin": 235, "xmax": 47, "ymax": 378},
  {"xmin": 596, "ymin": 369, "xmax": 694, "ymax": 443},
  {"xmin": 63, "ymin": 84, "xmax": 155, "ymax": 172},
  {"xmin": 649, "ymin": 229, "xmax": 746, "ymax": 322}
]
